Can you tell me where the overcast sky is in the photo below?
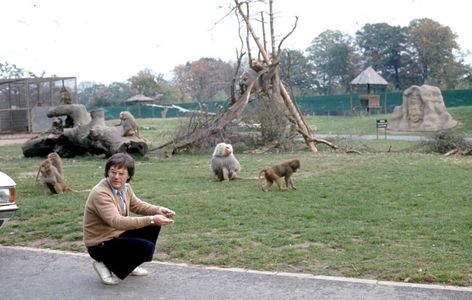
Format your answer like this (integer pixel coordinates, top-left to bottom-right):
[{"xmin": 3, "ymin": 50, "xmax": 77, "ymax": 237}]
[{"xmin": 1, "ymin": 0, "xmax": 470, "ymax": 85}]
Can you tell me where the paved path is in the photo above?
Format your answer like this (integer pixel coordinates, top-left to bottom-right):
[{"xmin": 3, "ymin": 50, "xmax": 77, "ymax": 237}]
[
  {"xmin": 1, "ymin": 246, "xmax": 471, "ymax": 300},
  {"xmin": 315, "ymin": 133, "xmax": 472, "ymax": 142}
]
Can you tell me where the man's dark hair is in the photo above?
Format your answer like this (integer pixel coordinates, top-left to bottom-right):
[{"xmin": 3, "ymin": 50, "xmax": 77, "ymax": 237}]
[{"xmin": 104, "ymin": 153, "xmax": 135, "ymax": 182}]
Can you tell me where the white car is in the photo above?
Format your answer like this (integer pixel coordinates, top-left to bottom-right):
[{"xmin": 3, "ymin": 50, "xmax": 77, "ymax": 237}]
[{"xmin": 0, "ymin": 171, "xmax": 18, "ymax": 228}]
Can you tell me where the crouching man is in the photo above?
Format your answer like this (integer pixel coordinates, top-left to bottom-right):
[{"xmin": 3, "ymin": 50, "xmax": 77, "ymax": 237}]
[{"xmin": 83, "ymin": 153, "xmax": 175, "ymax": 285}]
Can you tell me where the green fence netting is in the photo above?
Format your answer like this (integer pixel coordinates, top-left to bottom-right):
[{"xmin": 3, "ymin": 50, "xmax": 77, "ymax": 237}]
[{"xmin": 89, "ymin": 89, "xmax": 472, "ymax": 120}]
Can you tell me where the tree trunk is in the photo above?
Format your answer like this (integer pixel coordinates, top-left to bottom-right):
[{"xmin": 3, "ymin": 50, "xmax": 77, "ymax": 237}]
[
  {"xmin": 234, "ymin": 0, "xmax": 318, "ymax": 153},
  {"xmin": 22, "ymin": 105, "xmax": 148, "ymax": 158}
]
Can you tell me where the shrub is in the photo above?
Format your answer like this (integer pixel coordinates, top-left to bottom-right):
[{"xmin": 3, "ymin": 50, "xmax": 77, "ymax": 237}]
[{"xmin": 422, "ymin": 131, "xmax": 470, "ymax": 153}]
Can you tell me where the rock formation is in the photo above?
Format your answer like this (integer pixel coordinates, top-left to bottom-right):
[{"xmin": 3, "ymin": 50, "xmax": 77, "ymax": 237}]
[{"xmin": 388, "ymin": 85, "xmax": 460, "ymax": 132}]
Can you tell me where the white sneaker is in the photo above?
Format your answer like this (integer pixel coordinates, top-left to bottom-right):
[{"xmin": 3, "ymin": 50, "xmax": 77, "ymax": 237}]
[
  {"xmin": 93, "ymin": 261, "xmax": 119, "ymax": 285},
  {"xmin": 131, "ymin": 266, "xmax": 148, "ymax": 276}
]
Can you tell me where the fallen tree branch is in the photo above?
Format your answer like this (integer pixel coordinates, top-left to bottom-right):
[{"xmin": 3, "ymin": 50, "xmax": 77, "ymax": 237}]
[
  {"xmin": 277, "ymin": 16, "xmax": 298, "ymax": 56},
  {"xmin": 152, "ymin": 73, "xmax": 262, "ymax": 157},
  {"xmin": 346, "ymin": 149, "xmax": 362, "ymax": 155},
  {"xmin": 243, "ymin": 140, "xmax": 281, "ymax": 154},
  {"xmin": 296, "ymin": 128, "xmax": 339, "ymax": 150},
  {"xmin": 444, "ymin": 148, "xmax": 472, "ymax": 156}
]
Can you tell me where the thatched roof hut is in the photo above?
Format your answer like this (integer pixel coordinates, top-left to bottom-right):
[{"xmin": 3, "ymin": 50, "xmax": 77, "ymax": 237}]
[
  {"xmin": 351, "ymin": 66, "xmax": 388, "ymax": 86},
  {"xmin": 350, "ymin": 67, "xmax": 388, "ymax": 113},
  {"xmin": 125, "ymin": 94, "xmax": 155, "ymax": 117}
]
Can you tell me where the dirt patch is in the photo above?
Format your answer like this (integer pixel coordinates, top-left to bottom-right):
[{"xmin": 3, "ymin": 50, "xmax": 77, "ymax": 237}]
[{"xmin": 0, "ymin": 133, "xmax": 36, "ymax": 146}]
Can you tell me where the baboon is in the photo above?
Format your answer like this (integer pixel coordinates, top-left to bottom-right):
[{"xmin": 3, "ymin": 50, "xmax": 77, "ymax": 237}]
[
  {"xmin": 210, "ymin": 143, "xmax": 241, "ymax": 181},
  {"xmin": 47, "ymin": 152, "xmax": 63, "ymax": 177},
  {"xmin": 117, "ymin": 111, "xmax": 139, "ymax": 137},
  {"xmin": 36, "ymin": 159, "xmax": 71, "ymax": 195},
  {"xmin": 258, "ymin": 159, "xmax": 300, "ymax": 192},
  {"xmin": 36, "ymin": 152, "xmax": 63, "ymax": 180},
  {"xmin": 60, "ymin": 86, "xmax": 73, "ymax": 104},
  {"xmin": 250, "ymin": 59, "xmax": 265, "ymax": 72}
]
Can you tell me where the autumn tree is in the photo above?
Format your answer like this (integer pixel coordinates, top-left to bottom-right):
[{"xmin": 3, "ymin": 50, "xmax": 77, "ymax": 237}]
[
  {"xmin": 306, "ymin": 30, "xmax": 360, "ymax": 95},
  {"xmin": 77, "ymin": 82, "xmax": 132, "ymax": 106},
  {"xmin": 279, "ymin": 49, "xmax": 317, "ymax": 96},
  {"xmin": 107, "ymin": 82, "xmax": 135, "ymax": 104},
  {"xmin": 407, "ymin": 18, "xmax": 460, "ymax": 89},
  {"xmin": 157, "ymin": 84, "xmax": 184, "ymax": 104},
  {"xmin": 128, "ymin": 69, "xmax": 164, "ymax": 97},
  {"xmin": 172, "ymin": 58, "xmax": 235, "ymax": 101},
  {"xmin": 79, "ymin": 83, "xmax": 114, "ymax": 107},
  {"xmin": 0, "ymin": 62, "xmax": 25, "ymax": 78},
  {"xmin": 127, "ymin": 69, "xmax": 182, "ymax": 104},
  {"xmin": 0, "ymin": 61, "xmax": 40, "ymax": 79},
  {"xmin": 356, "ymin": 23, "xmax": 407, "ymax": 89}
]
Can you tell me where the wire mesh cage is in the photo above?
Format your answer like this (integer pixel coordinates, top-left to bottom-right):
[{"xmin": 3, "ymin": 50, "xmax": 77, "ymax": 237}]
[{"xmin": 0, "ymin": 77, "xmax": 76, "ymax": 133}]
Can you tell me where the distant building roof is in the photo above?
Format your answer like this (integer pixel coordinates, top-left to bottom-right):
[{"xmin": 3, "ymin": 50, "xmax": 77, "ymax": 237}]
[
  {"xmin": 351, "ymin": 66, "xmax": 388, "ymax": 85},
  {"xmin": 125, "ymin": 94, "xmax": 155, "ymax": 103}
]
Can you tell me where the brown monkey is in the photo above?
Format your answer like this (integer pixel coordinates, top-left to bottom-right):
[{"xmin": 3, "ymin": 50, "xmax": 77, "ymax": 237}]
[
  {"xmin": 250, "ymin": 59, "xmax": 265, "ymax": 72},
  {"xmin": 210, "ymin": 143, "xmax": 241, "ymax": 181},
  {"xmin": 36, "ymin": 152, "xmax": 63, "ymax": 181},
  {"xmin": 47, "ymin": 152, "xmax": 63, "ymax": 177},
  {"xmin": 258, "ymin": 159, "xmax": 300, "ymax": 192},
  {"xmin": 117, "ymin": 111, "xmax": 139, "ymax": 137},
  {"xmin": 60, "ymin": 86, "xmax": 73, "ymax": 104},
  {"xmin": 36, "ymin": 159, "xmax": 72, "ymax": 196}
]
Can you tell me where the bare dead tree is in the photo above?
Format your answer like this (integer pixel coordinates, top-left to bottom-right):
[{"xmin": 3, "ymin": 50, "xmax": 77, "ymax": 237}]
[
  {"xmin": 155, "ymin": 0, "xmax": 333, "ymax": 156},
  {"xmin": 269, "ymin": 0, "xmax": 276, "ymax": 58},
  {"xmin": 153, "ymin": 72, "xmax": 263, "ymax": 157},
  {"xmin": 246, "ymin": 3, "xmax": 253, "ymax": 64},
  {"xmin": 230, "ymin": 5, "xmax": 247, "ymax": 106},
  {"xmin": 261, "ymin": 11, "xmax": 267, "ymax": 55},
  {"xmin": 234, "ymin": 0, "xmax": 319, "ymax": 152}
]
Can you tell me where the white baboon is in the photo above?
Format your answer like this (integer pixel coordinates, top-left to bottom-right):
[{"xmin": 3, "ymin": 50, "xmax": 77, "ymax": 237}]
[{"xmin": 210, "ymin": 143, "xmax": 241, "ymax": 181}]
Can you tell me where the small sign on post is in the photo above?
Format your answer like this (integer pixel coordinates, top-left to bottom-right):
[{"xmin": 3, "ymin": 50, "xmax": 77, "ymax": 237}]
[{"xmin": 376, "ymin": 119, "xmax": 388, "ymax": 139}]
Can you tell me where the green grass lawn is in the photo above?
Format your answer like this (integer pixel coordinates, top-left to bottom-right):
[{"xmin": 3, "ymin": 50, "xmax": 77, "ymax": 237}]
[{"xmin": 1, "ymin": 107, "xmax": 472, "ymax": 286}]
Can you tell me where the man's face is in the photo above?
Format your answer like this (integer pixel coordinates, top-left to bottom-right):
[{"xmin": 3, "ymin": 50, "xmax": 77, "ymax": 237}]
[{"xmin": 108, "ymin": 166, "xmax": 129, "ymax": 190}]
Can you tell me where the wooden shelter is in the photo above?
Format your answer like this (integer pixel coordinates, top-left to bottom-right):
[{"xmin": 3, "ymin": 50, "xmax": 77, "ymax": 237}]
[
  {"xmin": 125, "ymin": 94, "xmax": 155, "ymax": 117},
  {"xmin": 350, "ymin": 66, "xmax": 388, "ymax": 113}
]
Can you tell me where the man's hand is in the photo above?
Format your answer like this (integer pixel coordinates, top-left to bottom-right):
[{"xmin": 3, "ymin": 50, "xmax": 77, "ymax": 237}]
[
  {"xmin": 154, "ymin": 215, "xmax": 174, "ymax": 225},
  {"xmin": 158, "ymin": 206, "xmax": 176, "ymax": 219}
]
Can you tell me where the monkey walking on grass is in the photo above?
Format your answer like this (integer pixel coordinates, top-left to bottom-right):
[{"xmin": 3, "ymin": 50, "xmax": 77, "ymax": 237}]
[{"xmin": 257, "ymin": 159, "xmax": 300, "ymax": 192}]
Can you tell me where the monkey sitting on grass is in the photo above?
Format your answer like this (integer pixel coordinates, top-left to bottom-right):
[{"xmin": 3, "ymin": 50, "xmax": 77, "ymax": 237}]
[
  {"xmin": 36, "ymin": 159, "xmax": 72, "ymax": 196},
  {"xmin": 46, "ymin": 152, "xmax": 63, "ymax": 177},
  {"xmin": 210, "ymin": 142, "xmax": 241, "ymax": 181}
]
